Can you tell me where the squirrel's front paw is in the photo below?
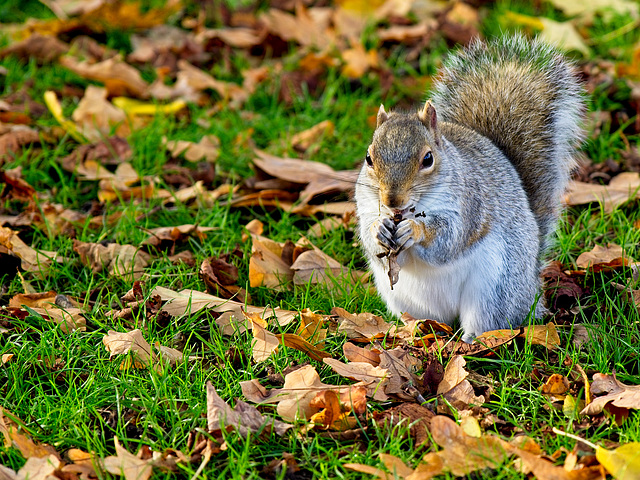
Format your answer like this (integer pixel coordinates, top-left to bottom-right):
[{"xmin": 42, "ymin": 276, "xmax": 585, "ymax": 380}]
[
  {"xmin": 394, "ymin": 218, "xmax": 420, "ymax": 252},
  {"xmin": 372, "ymin": 217, "xmax": 398, "ymax": 253}
]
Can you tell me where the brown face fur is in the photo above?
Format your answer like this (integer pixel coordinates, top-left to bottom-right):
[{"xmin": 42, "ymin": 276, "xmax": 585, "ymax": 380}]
[{"xmin": 367, "ymin": 108, "xmax": 440, "ymax": 210}]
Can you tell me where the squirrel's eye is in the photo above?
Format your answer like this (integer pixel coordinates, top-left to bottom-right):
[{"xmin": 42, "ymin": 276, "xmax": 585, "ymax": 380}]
[
  {"xmin": 366, "ymin": 152, "xmax": 373, "ymax": 167},
  {"xmin": 422, "ymin": 151, "xmax": 434, "ymax": 169}
]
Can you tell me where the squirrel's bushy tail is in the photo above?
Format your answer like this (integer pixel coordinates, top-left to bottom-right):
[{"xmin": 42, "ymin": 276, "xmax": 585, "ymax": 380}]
[{"xmin": 430, "ymin": 35, "xmax": 585, "ymax": 252}]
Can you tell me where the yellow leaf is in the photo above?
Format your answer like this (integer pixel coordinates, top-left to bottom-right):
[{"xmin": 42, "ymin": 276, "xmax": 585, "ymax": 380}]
[
  {"xmin": 43, "ymin": 91, "xmax": 86, "ymax": 143},
  {"xmin": 596, "ymin": 443, "xmax": 640, "ymax": 480},
  {"xmin": 112, "ymin": 97, "xmax": 187, "ymax": 116}
]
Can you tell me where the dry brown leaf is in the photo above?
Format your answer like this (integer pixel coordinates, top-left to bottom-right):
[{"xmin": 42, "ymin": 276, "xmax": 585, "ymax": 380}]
[
  {"xmin": 240, "ymin": 364, "xmax": 364, "ymax": 422},
  {"xmin": 436, "ymin": 355, "xmax": 469, "ymax": 395},
  {"xmin": 153, "ymin": 287, "xmax": 297, "ymax": 333},
  {"xmin": 565, "ymin": 173, "xmax": 640, "ymax": 213},
  {"xmin": 16, "ymin": 454, "xmax": 61, "ymax": 480},
  {"xmin": 291, "ymin": 120, "xmax": 334, "ymax": 152},
  {"xmin": 581, "ymin": 373, "xmax": 640, "ymax": 415},
  {"xmin": 0, "ymin": 408, "xmax": 60, "ymax": 460},
  {"xmin": 576, "ymin": 243, "xmax": 633, "ymax": 270},
  {"xmin": 277, "ymin": 333, "xmax": 332, "ymax": 362},
  {"xmin": 0, "ymin": 226, "xmax": 61, "ymax": 275},
  {"xmin": 291, "ymin": 245, "xmax": 359, "ymax": 286},
  {"xmin": 103, "ymin": 329, "xmax": 157, "ymax": 370},
  {"xmin": 323, "ymin": 357, "xmax": 389, "ymax": 401},
  {"xmin": 540, "ymin": 374, "xmax": 571, "ymax": 401},
  {"xmin": 297, "ymin": 309, "xmax": 328, "ymax": 346},
  {"xmin": 260, "ymin": 4, "xmax": 335, "ymax": 49},
  {"xmin": 60, "ymin": 55, "xmax": 149, "ymax": 98},
  {"xmin": 0, "ymin": 464, "xmax": 17, "ymax": 480},
  {"xmin": 249, "ymin": 234, "xmax": 295, "ymax": 290},
  {"xmin": 0, "ymin": 33, "xmax": 69, "ymax": 63},
  {"xmin": 155, "ymin": 344, "xmax": 198, "ymax": 366},
  {"xmin": 252, "ymin": 150, "xmax": 357, "ymax": 205},
  {"xmin": 246, "ymin": 311, "xmax": 280, "ymax": 362},
  {"xmin": 0, "ymin": 125, "xmax": 41, "ymax": 159},
  {"xmin": 103, "ymin": 437, "xmax": 153, "ymax": 480},
  {"xmin": 377, "ymin": 21, "xmax": 434, "ymax": 42},
  {"xmin": 61, "ymin": 448, "xmax": 99, "ymax": 479},
  {"xmin": 30, "ymin": 305, "xmax": 86, "ymax": 333},
  {"xmin": 376, "ymin": 349, "xmax": 420, "ymax": 399},
  {"xmin": 333, "ymin": 307, "xmax": 394, "ymax": 339},
  {"xmin": 476, "ymin": 323, "xmax": 561, "ymax": 350},
  {"xmin": 342, "ymin": 42, "xmax": 379, "ymax": 78},
  {"xmin": 343, "ymin": 342, "xmax": 381, "ymax": 366},
  {"xmin": 206, "ymin": 381, "xmax": 291, "ymax": 437},
  {"xmin": 373, "ymin": 403, "xmax": 434, "ymax": 445},
  {"xmin": 163, "ymin": 135, "xmax": 220, "ymax": 163},
  {"xmin": 196, "ymin": 27, "xmax": 264, "ymax": 48},
  {"xmin": 71, "ymin": 85, "xmax": 130, "ymax": 142},
  {"xmin": 141, "ymin": 224, "xmax": 214, "ymax": 248},
  {"xmin": 73, "ymin": 240, "xmax": 151, "ymax": 280},
  {"xmin": 309, "ymin": 390, "xmax": 360, "ymax": 431}
]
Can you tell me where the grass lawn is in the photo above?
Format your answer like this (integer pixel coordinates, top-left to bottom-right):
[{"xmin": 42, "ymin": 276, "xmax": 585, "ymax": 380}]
[{"xmin": 1, "ymin": 0, "xmax": 640, "ymax": 479}]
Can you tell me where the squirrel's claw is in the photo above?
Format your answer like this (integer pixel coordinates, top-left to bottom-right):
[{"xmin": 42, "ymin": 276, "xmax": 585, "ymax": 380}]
[
  {"xmin": 394, "ymin": 219, "xmax": 417, "ymax": 252},
  {"xmin": 373, "ymin": 218, "xmax": 397, "ymax": 252}
]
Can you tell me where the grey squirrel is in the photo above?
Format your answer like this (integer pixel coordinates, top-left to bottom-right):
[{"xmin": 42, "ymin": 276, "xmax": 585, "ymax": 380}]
[{"xmin": 355, "ymin": 35, "xmax": 586, "ymax": 342}]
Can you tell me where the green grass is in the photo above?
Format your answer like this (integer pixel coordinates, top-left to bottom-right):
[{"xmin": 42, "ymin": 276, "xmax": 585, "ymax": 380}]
[{"xmin": 2, "ymin": 0, "xmax": 640, "ymax": 478}]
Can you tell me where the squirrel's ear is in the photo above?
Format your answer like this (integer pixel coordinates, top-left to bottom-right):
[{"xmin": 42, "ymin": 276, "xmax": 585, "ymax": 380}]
[
  {"xmin": 377, "ymin": 104, "xmax": 388, "ymax": 128},
  {"xmin": 419, "ymin": 101, "xmax": 441, "ymax": 146}
]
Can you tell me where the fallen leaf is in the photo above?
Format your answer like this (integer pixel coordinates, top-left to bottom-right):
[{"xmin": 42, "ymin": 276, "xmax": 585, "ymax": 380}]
[
  {"xmin": 71, "ymin": 85, "xmax": 130, "ymax": 142},
  {"xmin": 206, "ymin": 381, "xmax": 291, "ymax": 437},
  {"xmin": 246, "ymin": 311, "xmax": 280, "ymax": 362},
  {"xmin": 373, "ymin": 402, "xmax": 434, "ymax": 445},
  {"xmin": 73, "ymin": 240, "xmax": 152, "ymax": 280},
  {"xmin": 103, "ymin": 437, "xmax": 153, "ymax": 480},
  {"xmin": 0, "ymin": 125, "xmax": 41, "ymax": 158},
  {"xmin": 596, "ymin": 442, "xmax": 640, "ymax": 480},
  {"xmin": 103, "ymin": 329, "xmax": 157, "ymax": 369},
  {"xmin": 152, "ymin": 286, "xmax": 298, "ymax": 330},
  {"xmin": 240, "ymin": 364, "xmax": 364, "ymax": 422},
  {"xmin": 309, "ymin": 390, "xmax": 359, "ymax": 431},
  {"xmin": 252, "ymin": 150, "xmax": 357, "ymax": 205},
  {"xmin": 0, "ymin": 33, "xmax": 69, "ymax": 63},
  {"xmin": 343, "ymin": 342, "xmax": 381, "ymax": 366},
  {"xmin": 297, "ymin": 309, "xmax": 328, "ymax": 346},
  {"xmin": 475, "ymin": 323, "xmax": 561, "ymax": 350},
  {"xmin": 332, "ymin": 307, "xmax": 394, "ymax": 339},
  {"xmin": 163, "ymin": 135, "xmax": 220, "ymax": 163},
  {"xmin": 60, "ymin": 55, "xmax": 149, "ymax": 97},
  {"xmin": 248, "ymin": 234, "xmax": 296, "ymax": 289},
  {"xmin": 260, "ymin": 4, "xmax": 335, "ymax": 49},
  {"xmin": 323, "ymin": 357, "xmax": 389, "ymax": 401},
  {"xmin": 540, "ymin": 374, "xmax": 571, "ymax": 401},
  {"xmin": 547, "ymin": 0, "xmax": 638, "ymax": 22},
  {"xmin": 504, "ymin": 12, "xmax": 590, "ymax": 56},
  {"xmin": 576, "ymin": 243, "xmax": 633, "ymax": 271},
  {"xmin": 291, "ymin": 245, "xmax": 363, "ymax": 286},
  {"xmin": 436, "ymin": 355, "xmax": 468, "ymax": 395},
  {"xmin": 16, "ymin": 455, "xmax": 61, "ymax": 480},
  {"xmin": 0, "ymin": 408, "xmax": 60, "ymax": 460},
  {"xmin": 581, "ymin": 373, "xmax": 640, "ymax": 415},
  {"xmin": 291, "ymin": 120, "xmax": 334, "ymax": 152},
  {"xmin": 342, "ymin": 42, "xmax": 379, "ymax": 78},
  {"xmin": 565, "ymin": 173, "xmax": 640, "ymax": 212},
  {"xmin": 0, "ymin": 226, "xmax": 61, "ymax": 275},
  {"xmin": 277, "ymin": 333, "xmax": 332, "ymax": 362}
]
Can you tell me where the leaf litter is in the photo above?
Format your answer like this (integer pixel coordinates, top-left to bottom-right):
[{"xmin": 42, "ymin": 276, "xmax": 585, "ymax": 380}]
[{"xmin": 2, "ymin": 0, "xmax": 640, "ymax": 477}]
